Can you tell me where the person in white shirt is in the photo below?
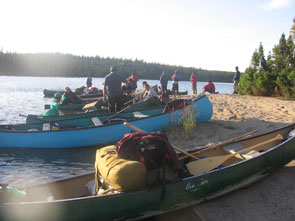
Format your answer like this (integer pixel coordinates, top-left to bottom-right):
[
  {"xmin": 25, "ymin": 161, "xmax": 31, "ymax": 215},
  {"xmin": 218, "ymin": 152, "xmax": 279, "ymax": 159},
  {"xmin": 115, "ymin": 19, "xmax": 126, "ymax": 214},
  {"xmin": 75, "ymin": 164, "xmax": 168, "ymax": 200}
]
[{"xmin": 142, "ymin": 83, "xmax": 157, "ymax": 100}]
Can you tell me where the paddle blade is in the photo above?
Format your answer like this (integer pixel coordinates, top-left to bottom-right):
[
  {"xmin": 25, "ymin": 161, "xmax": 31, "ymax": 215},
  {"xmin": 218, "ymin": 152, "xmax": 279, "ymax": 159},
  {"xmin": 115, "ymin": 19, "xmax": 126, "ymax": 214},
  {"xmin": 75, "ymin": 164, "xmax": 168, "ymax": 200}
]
[
  {"xmin": 187, "ymin": 133, "xmax": 284, "ymax": 176},
  {"xmin": 186, "ymin": 155, "xmax": 229, "ymax": 175}
]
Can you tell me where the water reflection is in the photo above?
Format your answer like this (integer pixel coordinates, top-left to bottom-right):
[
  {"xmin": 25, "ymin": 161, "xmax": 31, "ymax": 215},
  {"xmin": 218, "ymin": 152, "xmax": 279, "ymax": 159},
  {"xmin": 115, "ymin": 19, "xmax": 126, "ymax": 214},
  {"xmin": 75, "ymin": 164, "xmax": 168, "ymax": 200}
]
[
  {"xmin": 0, "ymin": 76, "xmax": 234, "ymax": 187},
  {"xmin": 0, "ymin": 147, "xmax": 97, "ymax": 187}
]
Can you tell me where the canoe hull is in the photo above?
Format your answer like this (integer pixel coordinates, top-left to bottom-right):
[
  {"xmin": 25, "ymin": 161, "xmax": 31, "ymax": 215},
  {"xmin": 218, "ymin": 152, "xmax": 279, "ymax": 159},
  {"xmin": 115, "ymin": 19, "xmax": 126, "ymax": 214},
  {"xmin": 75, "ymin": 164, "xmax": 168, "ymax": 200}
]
[
  {"xmin": 43, "ymin": 89, "xmax": 102, "ymax": 99},
  {"xmin": 0, "ymin": 96, "xmax": 213, "ymax": 149},
  {"xmin": 1, "ymin": 125, "xmax": 294, "ymax": 220},
  {"xmin": 28, "ymin": 96, "xmax": 162, "ymax": 123}
]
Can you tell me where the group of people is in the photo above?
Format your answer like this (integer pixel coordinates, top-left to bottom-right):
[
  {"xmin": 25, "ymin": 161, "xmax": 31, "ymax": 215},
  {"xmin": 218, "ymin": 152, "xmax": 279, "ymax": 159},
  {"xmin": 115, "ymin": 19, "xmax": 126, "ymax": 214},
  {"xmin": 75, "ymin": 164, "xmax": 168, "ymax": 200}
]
[
  {"xmin": 46, "ymin": 66, "xmax": 241, "ymax": 115},
  {"xmin": 160, "ymin": 70, "xmax": 217, "ymax": 96},
  {"xmin": 102, "ymin": 67, "xmax": 220, "ymax": 113},
  {"xmin": 103, "ymin": 67, "xmax": 140, "ymax": 113},
  {"xmin": 191, "ymin": 66, "xmax": 241, "ymax": 95},
  {"xmin": 43, "ymin": 87, "xmax": 82, "ymax": 116}
]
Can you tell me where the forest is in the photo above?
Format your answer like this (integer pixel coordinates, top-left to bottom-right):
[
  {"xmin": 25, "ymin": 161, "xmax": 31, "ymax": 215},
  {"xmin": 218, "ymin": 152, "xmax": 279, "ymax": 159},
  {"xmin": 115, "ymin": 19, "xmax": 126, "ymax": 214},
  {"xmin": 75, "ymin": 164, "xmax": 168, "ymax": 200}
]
[
  {"xmin": 0, "ymin": 52, "xmax": 234, "ymax": 82},
  {"xmin": 238, "ymin": 17, "xmax": 295, "ymax": 98}
]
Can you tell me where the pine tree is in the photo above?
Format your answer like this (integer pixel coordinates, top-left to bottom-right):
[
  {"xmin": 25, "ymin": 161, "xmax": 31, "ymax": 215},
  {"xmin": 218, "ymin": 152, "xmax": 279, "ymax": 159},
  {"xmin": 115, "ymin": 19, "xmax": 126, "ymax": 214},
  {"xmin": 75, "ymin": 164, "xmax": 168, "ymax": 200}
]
[
  {"xmin": 272, "ymin": 33, "xmax": 288, "ymax": 73},
  {"xmin": 250, "ymin": 49, "xmax": 260, "ymax": 68},
  {"xmin": 290, "ymin": 17, "xmax": 295, "ymax": 41},
  {"xmin": 258, "ymin": 42, "xmax": 264, "ymax": 58}
]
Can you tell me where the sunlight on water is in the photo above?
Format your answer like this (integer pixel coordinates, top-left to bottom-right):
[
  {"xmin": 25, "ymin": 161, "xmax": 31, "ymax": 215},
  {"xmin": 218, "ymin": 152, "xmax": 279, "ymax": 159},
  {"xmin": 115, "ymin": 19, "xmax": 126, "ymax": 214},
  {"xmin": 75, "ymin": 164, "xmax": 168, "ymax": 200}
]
[
  {"xmin": 0, "ymin": 76, "xmax": 233, "ymax": 124},
  {"xmin": 0, "ymin": 76, "xmax": 233, "ymax": 187}
]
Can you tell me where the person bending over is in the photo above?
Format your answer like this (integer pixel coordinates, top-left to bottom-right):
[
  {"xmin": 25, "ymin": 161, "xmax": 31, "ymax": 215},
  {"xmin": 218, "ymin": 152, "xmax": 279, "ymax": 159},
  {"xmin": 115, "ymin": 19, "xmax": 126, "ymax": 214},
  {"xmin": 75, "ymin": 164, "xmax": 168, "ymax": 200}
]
[
  {"xmin": 142, "ymin": 83, "xmax": 157, "ymax": 100},
  {"xmin": 103, "ymin": 66, "xmax": 126, "ymax": 112}
]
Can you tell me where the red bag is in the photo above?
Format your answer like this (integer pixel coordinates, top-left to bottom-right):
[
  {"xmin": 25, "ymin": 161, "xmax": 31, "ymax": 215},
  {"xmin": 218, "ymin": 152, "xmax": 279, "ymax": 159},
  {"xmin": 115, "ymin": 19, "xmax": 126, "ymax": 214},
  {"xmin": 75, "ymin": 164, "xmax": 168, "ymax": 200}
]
[{"xmin": 116, "ymin": 132, "xmax": 181, "ymax": 171}]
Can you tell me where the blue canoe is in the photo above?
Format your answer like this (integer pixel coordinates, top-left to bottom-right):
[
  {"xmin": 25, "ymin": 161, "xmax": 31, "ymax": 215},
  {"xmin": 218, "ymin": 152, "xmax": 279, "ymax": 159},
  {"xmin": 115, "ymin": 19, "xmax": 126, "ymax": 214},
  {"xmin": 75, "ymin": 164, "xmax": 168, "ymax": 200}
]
[{"xmin": 0, "ymin": 95, "xmax": 213, "ymax": 149}]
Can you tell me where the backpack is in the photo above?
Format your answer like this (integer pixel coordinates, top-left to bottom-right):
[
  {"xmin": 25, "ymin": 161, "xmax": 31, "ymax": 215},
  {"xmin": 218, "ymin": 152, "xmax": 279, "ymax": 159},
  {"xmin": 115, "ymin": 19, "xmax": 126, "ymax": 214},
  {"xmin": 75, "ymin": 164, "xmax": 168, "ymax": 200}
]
[
  {"xmin": 116, "ymin": 132, "xmax": 181, "ymax": 199},
  {"xmin": 116, "ymin": 132, "xmax": 181, "ymax": 171}
]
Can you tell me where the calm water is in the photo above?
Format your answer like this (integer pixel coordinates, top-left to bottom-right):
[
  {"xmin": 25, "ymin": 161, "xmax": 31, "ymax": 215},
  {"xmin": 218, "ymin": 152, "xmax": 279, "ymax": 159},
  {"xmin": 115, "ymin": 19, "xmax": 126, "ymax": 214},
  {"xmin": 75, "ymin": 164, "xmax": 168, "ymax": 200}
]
[{"xmin": 0, "ymin": 76, "xmax": 234, "ymax": 187}]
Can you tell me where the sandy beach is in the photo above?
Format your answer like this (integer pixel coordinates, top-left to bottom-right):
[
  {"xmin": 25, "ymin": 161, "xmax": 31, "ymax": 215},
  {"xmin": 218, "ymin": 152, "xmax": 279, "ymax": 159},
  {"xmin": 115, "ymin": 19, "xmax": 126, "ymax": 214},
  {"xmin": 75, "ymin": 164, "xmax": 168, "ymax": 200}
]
[{"xmin": 156, "ymin": 94, "xmax": 295, "ymax": 221}]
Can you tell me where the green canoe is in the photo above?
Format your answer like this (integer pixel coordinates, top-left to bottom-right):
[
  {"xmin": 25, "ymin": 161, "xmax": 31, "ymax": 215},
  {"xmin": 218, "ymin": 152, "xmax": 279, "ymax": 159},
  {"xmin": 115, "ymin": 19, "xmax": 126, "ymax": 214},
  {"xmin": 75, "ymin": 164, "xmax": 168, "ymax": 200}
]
[
  {"xmin": 43, "ymin": 89, "xmax": 102, "ymax": 99},
  {"xmin": 31, "ymin": 96, "xmax": 162, "ymax": 123},
  {"xmin": 1, "ymin": 124, "xmax": 295, "ymax": 220}
]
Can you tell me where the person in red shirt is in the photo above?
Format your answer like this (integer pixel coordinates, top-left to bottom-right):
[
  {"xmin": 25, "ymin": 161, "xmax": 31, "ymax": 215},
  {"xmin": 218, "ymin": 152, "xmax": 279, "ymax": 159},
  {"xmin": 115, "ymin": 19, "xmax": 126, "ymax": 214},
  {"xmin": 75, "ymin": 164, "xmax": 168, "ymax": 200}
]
[
  {"xmin": 202, "ymin": 79, "xmax": 215, "ymax": 95},
  {"xmin": 190, "ymin": 71, "xmax": 198, "ymax": 95},
  {"xmin": 129, "ymin": 72, "xmax": 138, "ymax": 90}
]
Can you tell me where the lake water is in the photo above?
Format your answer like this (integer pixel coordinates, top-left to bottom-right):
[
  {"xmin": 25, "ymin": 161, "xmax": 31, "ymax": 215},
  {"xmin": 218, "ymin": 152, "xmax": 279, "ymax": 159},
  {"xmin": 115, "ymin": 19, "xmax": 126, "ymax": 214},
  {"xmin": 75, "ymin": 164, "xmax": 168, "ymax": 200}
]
[{"xmin": 0, "ymin": 76, "xmax": 233, "ymax": 187}]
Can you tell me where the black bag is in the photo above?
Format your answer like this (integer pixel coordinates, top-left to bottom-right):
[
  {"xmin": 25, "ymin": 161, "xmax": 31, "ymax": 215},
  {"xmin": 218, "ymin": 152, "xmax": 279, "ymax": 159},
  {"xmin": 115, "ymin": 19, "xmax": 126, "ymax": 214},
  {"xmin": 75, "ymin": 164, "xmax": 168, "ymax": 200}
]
[
  {"xmin": 116, "ymin": 132, "xmax": 181, "ymax": 171},
  {"xmin": 137, "ymin": 138, "xmax": 169, "ymax": 170},
  {"xmin": 116, "ymin": 132, "xmax": 181, "ymax": 199}
]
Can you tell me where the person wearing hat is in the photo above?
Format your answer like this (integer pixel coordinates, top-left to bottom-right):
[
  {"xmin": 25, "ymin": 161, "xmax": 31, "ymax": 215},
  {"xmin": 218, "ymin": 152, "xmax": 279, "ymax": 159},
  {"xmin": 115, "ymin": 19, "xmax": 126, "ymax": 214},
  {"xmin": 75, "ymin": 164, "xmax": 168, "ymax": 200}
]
[
  {"xmin": 43, "ymin": 92, "xmax": 62, "ymax": 116},
  {"xmin": 103, "ymin": 66, "xmax": 126, "ymax": 112}
]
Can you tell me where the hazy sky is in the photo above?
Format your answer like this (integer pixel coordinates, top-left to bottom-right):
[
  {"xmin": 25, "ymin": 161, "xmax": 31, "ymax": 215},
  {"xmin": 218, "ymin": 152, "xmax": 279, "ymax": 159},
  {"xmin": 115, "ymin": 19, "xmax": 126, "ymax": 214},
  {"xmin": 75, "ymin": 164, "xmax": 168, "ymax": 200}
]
[{"xmin": 0, "ymin": 0, "xmax": 294, "ymax": 72}]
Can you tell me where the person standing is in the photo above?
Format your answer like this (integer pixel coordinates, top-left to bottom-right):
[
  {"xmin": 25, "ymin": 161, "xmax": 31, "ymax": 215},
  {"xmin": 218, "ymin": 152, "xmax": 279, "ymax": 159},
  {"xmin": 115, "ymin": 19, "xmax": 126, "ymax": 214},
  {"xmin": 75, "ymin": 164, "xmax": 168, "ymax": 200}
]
[
  {"xmin": 260, "ymin": 56, "xmax": 267, "ymax": 71},
  {"xmin": 160, "ymin": 71, "xmax": 169, "ymax": 94},
  {"xmin": 86, "ymin": 74, "xmax": 93, "ymax": 88},
  {"xmin": 190, "ymin": 71, "xmax": 198, "ymax": 95},
  {"xmin": 233, "ymin": 66, "xmax": 240, "ymax": 94},
  {"xmin": 103, "ymin": 66, "xmax": 126, "ymax": 112},
  {"xmin": 171, "ymin": 70, "xmax": 180, "ymax": 96},
  {"xmin": 129, "ymin": 72, "xmax": 138, "ymax": 91}
]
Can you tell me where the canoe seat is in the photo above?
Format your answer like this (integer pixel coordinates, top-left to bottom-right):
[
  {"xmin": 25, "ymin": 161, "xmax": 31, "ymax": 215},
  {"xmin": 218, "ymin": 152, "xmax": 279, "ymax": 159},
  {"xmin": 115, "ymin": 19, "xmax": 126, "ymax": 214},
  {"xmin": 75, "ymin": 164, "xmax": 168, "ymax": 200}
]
[
  {"xmin": 133, "ymin": 112, "xmax": 149, "ymax": 118},
  {"xmin": 43, "ymin": 123, "xmax": 51, "ymax": 131},
  {"xmin": 92, "ymin": 117, "xmax": 103, "ymax": 126},
  {"xmin": 222, "ymin": 143, "xmax": 260, "ymax": 159}
]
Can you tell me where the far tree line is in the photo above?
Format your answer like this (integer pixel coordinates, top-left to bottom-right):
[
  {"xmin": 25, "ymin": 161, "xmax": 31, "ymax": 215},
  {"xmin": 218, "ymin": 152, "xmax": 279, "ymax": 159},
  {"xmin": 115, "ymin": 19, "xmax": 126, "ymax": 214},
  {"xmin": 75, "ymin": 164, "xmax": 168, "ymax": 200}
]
[{"xmin": 0, "ymin": 52, "xmax": 234, "ymax": 83}]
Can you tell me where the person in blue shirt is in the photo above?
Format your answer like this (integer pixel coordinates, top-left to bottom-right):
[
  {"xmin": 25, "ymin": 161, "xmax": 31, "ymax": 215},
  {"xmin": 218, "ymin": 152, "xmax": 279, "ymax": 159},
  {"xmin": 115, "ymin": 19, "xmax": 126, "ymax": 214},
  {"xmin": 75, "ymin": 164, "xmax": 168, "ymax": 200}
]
[
  {"xmin": 86, "ymin": 74, "xmax": 93, "ymax": 88},
  {"xmin": 171, "ymin": 70, "xmax": 180, "ymax": 96}
]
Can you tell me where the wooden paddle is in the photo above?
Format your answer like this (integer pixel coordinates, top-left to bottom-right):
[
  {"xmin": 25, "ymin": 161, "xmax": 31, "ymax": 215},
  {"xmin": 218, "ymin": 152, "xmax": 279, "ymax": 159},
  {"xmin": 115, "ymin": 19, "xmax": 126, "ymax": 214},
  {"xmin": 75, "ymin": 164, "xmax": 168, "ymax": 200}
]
[
  {"xmin": 179, "ymin": 129, "xmax": 259, "ymax": 160},
  {"xmin": 123, "ymin": 122, "xmax": 200, "ymax": 160},
  {"xmin": 123, "ymin": 97, "xmax": 137, "ymax": 106},
  {"xmin": 186, "ymin": 134, "xmax": 284, "ymax": 176}
]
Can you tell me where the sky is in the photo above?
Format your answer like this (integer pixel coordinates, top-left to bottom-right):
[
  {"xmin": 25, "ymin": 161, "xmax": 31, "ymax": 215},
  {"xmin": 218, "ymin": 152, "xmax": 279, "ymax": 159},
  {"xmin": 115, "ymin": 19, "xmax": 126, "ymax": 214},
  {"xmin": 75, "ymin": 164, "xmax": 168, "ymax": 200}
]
[{"xmin": 0, "ymin": 0, "xmax": 294, "ymax": 72}]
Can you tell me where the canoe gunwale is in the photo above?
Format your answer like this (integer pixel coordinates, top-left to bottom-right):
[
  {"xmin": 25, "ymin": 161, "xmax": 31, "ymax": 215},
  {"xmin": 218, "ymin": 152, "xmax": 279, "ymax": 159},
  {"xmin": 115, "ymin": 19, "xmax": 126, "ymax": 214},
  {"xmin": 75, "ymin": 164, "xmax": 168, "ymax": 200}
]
[
  {"xmin": 1, "ymin": 124, "xmax": 295, "ymax": 221},
  {"xmin": 0, "ymin": 95, "xmax": 206, "ymax": 133},
  {"xmin": 183, "ymin": 124, "xmax": 295, "ymax": 178}
]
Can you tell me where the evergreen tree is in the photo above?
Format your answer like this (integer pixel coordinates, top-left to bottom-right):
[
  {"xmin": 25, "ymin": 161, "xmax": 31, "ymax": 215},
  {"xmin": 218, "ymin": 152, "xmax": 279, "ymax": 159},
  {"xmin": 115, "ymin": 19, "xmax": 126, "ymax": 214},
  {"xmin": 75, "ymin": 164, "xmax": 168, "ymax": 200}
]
[
  {"xmin": 290, "ymin": 17, "xmax": 295, "ymax": 41},
  {"xmin": 258, "ymin": 42, "xmax": 264, "ymax": 58},
  {"xmin": 238, "ymin": 18, "xmax": 295, "ymax": 98},
  {"xmin": 272, "ymin": 33, "xmax": 289, "ymax": 73},
  {"xmin": 250, "ymin": 49, "xmax": 260, "ymax": 68}
]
